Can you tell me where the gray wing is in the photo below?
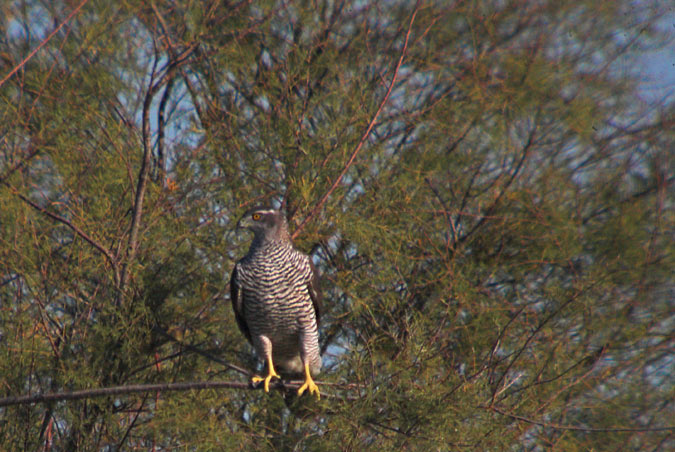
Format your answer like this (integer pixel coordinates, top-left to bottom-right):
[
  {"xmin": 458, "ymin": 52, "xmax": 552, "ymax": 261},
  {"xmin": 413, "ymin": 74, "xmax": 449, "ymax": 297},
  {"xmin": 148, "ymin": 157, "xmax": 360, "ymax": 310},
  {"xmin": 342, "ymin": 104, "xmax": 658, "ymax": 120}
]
[
  {"xmin": 230, "ymin": 265, "xmax": 252, "ymax": 343},
  {"xmin": 308, "ymin": 260, "xmax": 322, "ymax": 325}
]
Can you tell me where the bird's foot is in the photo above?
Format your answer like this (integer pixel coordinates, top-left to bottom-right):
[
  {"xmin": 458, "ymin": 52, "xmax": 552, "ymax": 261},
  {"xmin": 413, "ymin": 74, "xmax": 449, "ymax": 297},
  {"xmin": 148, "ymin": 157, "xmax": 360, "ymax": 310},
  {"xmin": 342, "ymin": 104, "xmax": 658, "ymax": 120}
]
[
  {"xmin": 297, "ymin": 362, "xmax": 320, "ymax": 399},
  {"xmin": 297, "ymin": 377, "xmax": 320, "ymax": 399},
  {"xmin": 251, "ymin": 365, "xmax": 281, "ymax": 393}
]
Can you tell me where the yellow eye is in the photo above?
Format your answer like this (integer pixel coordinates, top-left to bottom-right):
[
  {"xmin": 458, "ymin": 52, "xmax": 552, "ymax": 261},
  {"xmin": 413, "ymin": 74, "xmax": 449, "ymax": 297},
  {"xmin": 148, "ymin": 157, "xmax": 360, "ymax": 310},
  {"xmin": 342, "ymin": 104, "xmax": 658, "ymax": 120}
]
[{"xmin": 252, "ymin": 213, "xmax": 261, "ymax": 221}]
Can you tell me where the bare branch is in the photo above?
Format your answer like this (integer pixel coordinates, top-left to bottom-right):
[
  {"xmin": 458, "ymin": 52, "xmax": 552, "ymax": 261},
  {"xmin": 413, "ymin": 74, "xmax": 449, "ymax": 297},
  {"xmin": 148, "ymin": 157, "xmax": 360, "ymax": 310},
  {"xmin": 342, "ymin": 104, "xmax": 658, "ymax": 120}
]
[
  {"xmin": 155, "ymin": 77, "xmax": 175, "ymax": 185},
  {"xmin": 151, "ymin": 325, "xmax": 251, "ymax": 378},
  {"xmin": 117, "ymin": 43, "xmax": 198, "ymax": 299},
  {"xmin": 0, "ymin": 147, "xmax": 40, "ymax": 184},
  {"xmin": 292, "ymin": 0, "xmax": 421, "ymax": 239},
  {"xmin": 488, "ymin": 405, "xmax": 675, "ymax": 433},
  {"xmin": 458, "ymin": 119, "xmax": 538, "ymax": 245},
  {"xmin": 0, "ymin": 0, "xmax": 90, "ymax": 89},
  {"xmin": 2, "ymin": 181, "xmax": 119, "ymax": 281},
  {"xmin": 489, "ymin": 281, "xmax": 593, "ymax": 404},
  {"xmin": 0, "ymin": 378, "xmax": 357, "ymax": 407},
  {"xmin": 0, "ymin": 381, "xmax": 252, "ymax": 407}
]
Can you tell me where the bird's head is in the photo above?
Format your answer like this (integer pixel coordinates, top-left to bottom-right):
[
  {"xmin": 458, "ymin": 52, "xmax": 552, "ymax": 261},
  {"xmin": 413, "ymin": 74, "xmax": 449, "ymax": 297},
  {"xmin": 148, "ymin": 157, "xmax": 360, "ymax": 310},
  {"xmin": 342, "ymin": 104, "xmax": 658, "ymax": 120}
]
[{"xmin": 236, "ymin": 206, "xmax": 290, "ymax": 242}]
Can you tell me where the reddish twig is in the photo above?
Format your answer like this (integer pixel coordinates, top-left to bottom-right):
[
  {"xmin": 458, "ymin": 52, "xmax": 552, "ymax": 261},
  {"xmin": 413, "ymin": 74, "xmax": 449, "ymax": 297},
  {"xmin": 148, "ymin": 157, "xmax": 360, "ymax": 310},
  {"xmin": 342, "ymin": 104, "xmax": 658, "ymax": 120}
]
[
  {"xmin": 2, "ymin": 181, "xmax": 119, "ymax": 280},
  {"xmin": 0, "ymin": 147, "xmax": 40, "ymax": 183},
  {"xmin": 0, "ymin": 0, "xmax": 90, "ymax": 90},
  {"xmin": 291, "ymin": 1, "xmax": 420, "ymax": 239}
]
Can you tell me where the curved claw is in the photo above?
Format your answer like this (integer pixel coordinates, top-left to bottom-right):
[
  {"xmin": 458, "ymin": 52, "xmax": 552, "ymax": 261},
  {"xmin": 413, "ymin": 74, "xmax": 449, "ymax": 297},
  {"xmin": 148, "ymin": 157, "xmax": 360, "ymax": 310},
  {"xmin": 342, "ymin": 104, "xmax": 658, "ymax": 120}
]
[
  {"xmin": 297, "ymin": 378, "xmax": 320, "ymax": 399},
  {"xmin": 297, "ymin": 362, "xmax": 320, "ymax": 399},
  {"xmin": 251, "ymin": 358, "xmax": 280, "ymax": 392}
]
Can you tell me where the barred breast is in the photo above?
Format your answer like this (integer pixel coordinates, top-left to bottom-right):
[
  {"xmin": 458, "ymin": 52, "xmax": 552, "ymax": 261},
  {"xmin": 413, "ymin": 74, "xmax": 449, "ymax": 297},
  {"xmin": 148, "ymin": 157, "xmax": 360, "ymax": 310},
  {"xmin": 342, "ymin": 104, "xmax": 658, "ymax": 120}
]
[{"xmin": 236, "ymin": 240, "xmax": 321, "ymax": 376}]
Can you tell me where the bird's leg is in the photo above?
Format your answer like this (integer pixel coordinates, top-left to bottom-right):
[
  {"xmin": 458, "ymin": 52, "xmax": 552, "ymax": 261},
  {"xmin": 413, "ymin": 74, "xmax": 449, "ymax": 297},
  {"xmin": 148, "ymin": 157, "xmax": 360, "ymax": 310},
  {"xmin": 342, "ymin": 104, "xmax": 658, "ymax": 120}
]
[
  {"xmin": 251, "ymin": 336, "xmax": 280, "ymax": 392},
  {"xmin": 297, "ymin": 361, "xmax": 320, "ymax": 399},
  {"xmin": 251, "ymin": 356, "xmax": 281, "ymax": 392}
]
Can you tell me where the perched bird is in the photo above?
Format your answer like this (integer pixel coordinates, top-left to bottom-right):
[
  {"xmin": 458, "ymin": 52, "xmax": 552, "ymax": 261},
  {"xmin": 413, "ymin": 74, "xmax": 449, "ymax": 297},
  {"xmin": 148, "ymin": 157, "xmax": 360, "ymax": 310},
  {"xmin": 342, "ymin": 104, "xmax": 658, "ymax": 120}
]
[{"xmin": 230, "ymin": 207, "xmax": 322, "ymax": 398}]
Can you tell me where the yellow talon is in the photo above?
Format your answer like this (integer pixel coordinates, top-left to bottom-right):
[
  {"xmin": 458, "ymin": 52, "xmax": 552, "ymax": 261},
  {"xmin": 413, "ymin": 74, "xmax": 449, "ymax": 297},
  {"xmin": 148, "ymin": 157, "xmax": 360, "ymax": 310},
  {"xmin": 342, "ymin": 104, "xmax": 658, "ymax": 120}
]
[
  {"xmin": 251, "ymin": 357, "xmax": 280, "ymax": 392},
  {"xmin": 297, "ymin": 361, "xmax": 320, "ymax": 399}
]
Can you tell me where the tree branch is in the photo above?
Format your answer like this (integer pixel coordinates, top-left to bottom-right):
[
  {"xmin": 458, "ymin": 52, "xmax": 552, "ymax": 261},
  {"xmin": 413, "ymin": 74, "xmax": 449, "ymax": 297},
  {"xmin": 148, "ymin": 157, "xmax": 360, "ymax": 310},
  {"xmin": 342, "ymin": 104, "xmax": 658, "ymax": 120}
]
[
  {"xmin": 487, "ymin": 405, "xmax": 675, "ymax": 433},
  {"xmin": 117, "ymin": 43, "xmax": 198, "ymax": 300},
  {"xmin": 489, "ymin": 280, "xmax": 593, "ymax": 404},
  {"xmin": 0, "ymin": 378, "xmax": 357, "ymax": 407},
  {"xmin": 458, "ymin": 119, "xmax": 538, "ymax": 245},
  {"xmin": 0, "ymin": 0, "xmax": 90, "ymax": 90},
  {"xmin": 0, "ymin": 381, "xmax": 252, "ymax": 407},
  {"xmin": 116, "ymin": 45, "xmax": 160, "ymax": 299},
  {"xmin": 151, "ymin": 325, "xmax": 251, "ymax": 377},
  {"xmin": 0, "ymin": 147, "xmax": 40, "ymax": 184},
  {"xmin": 2, "ymin": 181, "xmax": 119, "ymax": 281},
  {"xmin": 155, "ymin": 77, "xmax": 175, "ymax": 185},
  {"xmin": 291, "ymin": 0, "xmax": 420, "ymax": 239}
]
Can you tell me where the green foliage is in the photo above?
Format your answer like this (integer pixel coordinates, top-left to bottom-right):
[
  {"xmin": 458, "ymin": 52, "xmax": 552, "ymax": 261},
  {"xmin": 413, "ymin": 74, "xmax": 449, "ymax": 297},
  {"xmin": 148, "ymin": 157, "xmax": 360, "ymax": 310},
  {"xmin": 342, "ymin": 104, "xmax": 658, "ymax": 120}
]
[{"xmin": 1, "ymin": 0, "xmax": 673, "ymax": 450}]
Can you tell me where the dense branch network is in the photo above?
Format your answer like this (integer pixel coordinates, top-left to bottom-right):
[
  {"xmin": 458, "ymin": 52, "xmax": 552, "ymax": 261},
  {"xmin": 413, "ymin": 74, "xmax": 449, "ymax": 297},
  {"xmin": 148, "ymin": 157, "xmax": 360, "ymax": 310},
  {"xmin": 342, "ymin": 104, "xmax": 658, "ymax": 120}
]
[{"xmin": 292, "ymin": 0, "xmax": 421, "ymax": 238}]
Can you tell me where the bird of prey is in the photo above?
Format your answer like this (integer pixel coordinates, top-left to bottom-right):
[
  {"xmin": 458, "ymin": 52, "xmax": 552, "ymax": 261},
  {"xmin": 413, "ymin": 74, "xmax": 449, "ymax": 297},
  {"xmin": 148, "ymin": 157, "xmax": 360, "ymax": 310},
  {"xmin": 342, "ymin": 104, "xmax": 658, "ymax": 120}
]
[{"xmin": 230, "ymin": 207, "xmax": 322, "ymax": 398}]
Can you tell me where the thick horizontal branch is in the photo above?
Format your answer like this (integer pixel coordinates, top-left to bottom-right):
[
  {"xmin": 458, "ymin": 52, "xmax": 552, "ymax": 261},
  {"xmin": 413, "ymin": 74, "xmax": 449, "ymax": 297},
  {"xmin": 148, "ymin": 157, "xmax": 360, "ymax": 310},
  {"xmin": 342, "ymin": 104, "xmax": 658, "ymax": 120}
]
[
  {"xmin": 0, "ymin": 378, "xmax": 355, "ymax": 408},
  {"xmin": 0, "ymin": 381, "xmax": 249, "ymax": 407},
  {"xmin": 0, "ymin": 380, "xmax": 356, "ymax": 407}
]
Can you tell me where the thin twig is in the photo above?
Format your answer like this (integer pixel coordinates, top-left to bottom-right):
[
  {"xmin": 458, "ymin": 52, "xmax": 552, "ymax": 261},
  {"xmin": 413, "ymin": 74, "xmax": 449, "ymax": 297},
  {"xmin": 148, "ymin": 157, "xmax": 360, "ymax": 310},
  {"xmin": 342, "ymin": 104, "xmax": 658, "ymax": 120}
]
[
  {"xmin": 2, "ymin": 181, "xmax": 119, "ymax": 280},
  {"xmin": 292, "ymin": 0, "xmax": 420, "ymax": 239},
  {"xmin": 151, "ymin": 325, "xmax": 251, "ymax": 377},
  {"xmin": 0, "ymin": 147, "xmax": 40, "ymax": 183},
  {"xmin": 488, "ymin": 405, "xmax": 675, "ymax": 433},
  {"xmin": 0, "ymin": 0, "xmax": 90, "ymax": 89},
  {"xmin": 489, "ymin": 281, "xmax": 592, "ymax": 404},
  {"xmin": 458, "ymin": 119, "xmax": 537, "ymax": 245},
  {"xmin": 424, "ymin": 177, "xmax": 457, "ymax": 247},
  {"xmin": 117, "ymin": 43, "xmax": 198, "ymax": 299}
]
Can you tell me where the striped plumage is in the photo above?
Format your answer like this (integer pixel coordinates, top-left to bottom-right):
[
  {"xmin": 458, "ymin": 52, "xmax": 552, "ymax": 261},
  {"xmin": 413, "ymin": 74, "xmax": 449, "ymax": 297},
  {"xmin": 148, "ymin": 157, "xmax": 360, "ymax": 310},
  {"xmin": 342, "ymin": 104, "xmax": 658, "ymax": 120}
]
[{"xmin": 230, "ymin": 207, "xmax": 322, "ymax": 398}]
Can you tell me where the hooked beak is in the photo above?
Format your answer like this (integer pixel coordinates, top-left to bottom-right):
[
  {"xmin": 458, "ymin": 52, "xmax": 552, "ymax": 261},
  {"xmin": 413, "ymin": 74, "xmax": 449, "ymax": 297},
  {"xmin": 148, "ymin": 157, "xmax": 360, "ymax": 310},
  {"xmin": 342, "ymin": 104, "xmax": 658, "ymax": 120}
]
[{"xmin": 236, "ymin": 215, "xmax": 251, "ymax": 232}]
